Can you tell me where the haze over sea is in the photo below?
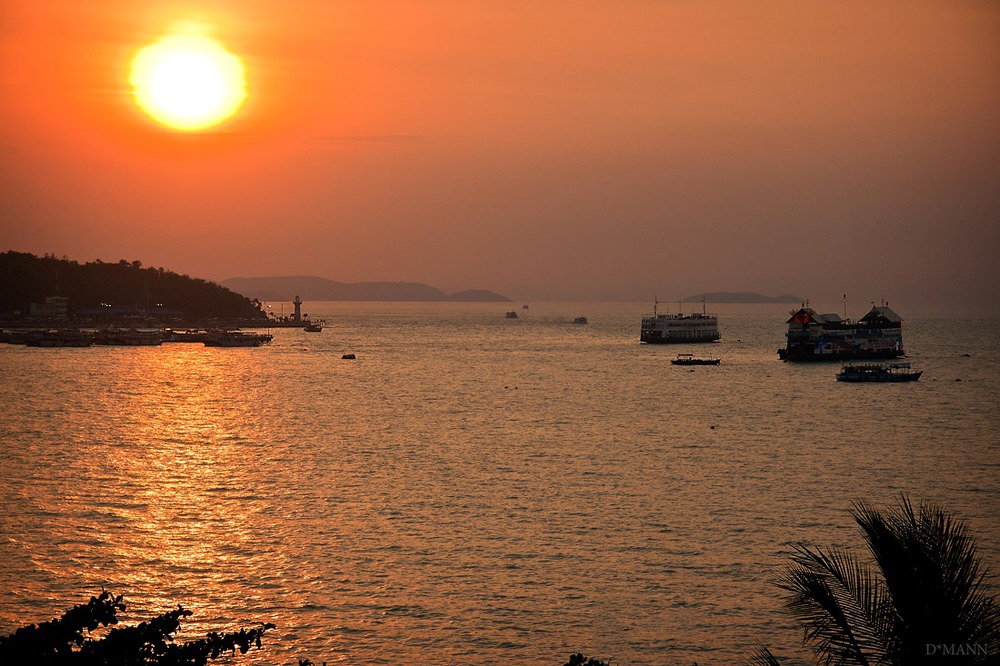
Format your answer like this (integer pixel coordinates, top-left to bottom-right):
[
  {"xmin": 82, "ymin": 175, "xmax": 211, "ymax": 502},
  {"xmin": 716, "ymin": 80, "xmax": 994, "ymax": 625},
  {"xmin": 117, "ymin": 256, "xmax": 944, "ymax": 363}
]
[{"xmin": 1, "ymin": 302, "xmax": 998, "ymax": 665}]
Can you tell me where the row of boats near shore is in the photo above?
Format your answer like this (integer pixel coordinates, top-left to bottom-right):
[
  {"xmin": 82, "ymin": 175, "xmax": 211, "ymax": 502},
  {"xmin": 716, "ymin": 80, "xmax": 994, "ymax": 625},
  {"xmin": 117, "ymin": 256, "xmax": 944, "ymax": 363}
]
[
  {"xmin": 0, "ymin": 327, "xmax": 275, "ymax": 347},
  {"xmin": 1, "ymin": 301, "xmax": 926, "ymax": 380}
]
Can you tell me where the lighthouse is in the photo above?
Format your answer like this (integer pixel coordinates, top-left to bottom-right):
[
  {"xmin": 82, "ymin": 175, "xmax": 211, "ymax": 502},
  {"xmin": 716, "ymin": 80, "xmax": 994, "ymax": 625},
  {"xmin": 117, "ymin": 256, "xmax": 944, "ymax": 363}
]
[{"xmin": 293, "ymin": 295, "xmax": 302, "ymax": 322}]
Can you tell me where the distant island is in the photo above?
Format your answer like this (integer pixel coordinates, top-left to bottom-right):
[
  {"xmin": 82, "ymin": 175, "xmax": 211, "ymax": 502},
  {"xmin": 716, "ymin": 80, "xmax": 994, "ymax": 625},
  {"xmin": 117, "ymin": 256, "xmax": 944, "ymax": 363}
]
[
  {"xmin": 221, "ymin": 276, "xmax": 511, "ymax": 303},
  {"xmin": 682, "ymin": 292, "xmax": 803, "ymax": 304}
]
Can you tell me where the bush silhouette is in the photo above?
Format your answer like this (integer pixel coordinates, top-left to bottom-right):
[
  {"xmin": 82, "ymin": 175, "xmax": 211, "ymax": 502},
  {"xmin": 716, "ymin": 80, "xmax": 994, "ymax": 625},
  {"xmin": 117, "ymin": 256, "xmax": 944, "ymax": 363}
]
[{"xmin": 0, "ymin": 590, "xmax": 274, "ymax": 665}]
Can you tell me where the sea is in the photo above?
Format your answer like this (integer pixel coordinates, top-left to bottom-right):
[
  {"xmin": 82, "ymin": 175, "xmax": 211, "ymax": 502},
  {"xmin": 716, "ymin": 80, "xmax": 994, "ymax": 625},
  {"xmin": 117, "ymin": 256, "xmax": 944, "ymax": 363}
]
[{"xmin": 1, "ymin": 302, "xmax": 998, "ymax": 666}]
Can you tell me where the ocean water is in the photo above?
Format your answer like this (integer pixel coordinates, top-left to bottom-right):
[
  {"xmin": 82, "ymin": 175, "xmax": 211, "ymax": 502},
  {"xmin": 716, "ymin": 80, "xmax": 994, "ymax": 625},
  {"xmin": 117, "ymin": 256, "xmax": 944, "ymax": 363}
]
[{"xmin": 1, "ymin": 302, "xmax": 998, "ymax": 665}]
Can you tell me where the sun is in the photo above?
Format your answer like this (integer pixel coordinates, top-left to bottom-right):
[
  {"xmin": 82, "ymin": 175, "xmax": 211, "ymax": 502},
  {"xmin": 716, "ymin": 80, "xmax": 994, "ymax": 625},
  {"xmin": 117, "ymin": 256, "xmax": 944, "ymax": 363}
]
[{"xmin": 130, "ymin": 33, "xmax": 247, "ymax": 131}]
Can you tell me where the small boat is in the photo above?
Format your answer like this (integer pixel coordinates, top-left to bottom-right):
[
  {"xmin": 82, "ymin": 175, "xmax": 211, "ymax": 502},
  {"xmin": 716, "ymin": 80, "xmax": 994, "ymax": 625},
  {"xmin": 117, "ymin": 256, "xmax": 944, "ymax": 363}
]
[
  {"xmin": 24, "ymin": 329, "xmax": 93, "ymax": 347},
  {"xmin": 836, "ymin": 361, "xmax": 921, "ymax": 382},
  {"xmin": 573, "ymin": 316, "xmax": 588, "ymax": 325},
  {"xmin": 162, "ymin": 329, "xmax": 208, "ymax": 343},
  {"xmin": 203, "ymin": 330, "xmax": 274, "ymax": 347},
  {"xmin": 505, "ymin": 311, "xmax": 519, "ymax": 319},
  {"xmin": 303, "ymin": 321, "xmax": 323, "ymax": 332},
  {"xmin": 93, "ymin": 328, "xmax": 163, "ymax": 346},
  {"xmin": 671, "ymin": 353, "xmax": 720, "ymax": 366}
]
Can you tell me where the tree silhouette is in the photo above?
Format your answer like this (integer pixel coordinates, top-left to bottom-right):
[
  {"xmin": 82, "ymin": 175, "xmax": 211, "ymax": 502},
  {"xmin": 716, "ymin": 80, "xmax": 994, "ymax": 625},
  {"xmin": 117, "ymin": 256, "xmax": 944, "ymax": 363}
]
[
  {"xmin": 752, "ymin": 497, "xmax": 1000, "ymax": 665},
  {"xmin": 0, "ymin": 591, "xmax": 274, "ymax": 665}
]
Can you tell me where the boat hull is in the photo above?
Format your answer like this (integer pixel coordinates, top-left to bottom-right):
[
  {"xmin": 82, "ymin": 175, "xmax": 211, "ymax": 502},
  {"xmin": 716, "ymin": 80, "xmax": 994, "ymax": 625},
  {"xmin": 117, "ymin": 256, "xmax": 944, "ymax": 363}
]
[
  {"xmin": 778, "ymin": 346, "xmax": 904, "ymax": 362},
  {"xmin": 642, "ymin": 332, "xmax": 720, "ymax": 344},
  {"xmin": 837, "ymin": 371, "xmax": 921, "ymax": 382},
  {"xmin": 836, "ymin": 362, "xmax": 921, "ymax": 382}
]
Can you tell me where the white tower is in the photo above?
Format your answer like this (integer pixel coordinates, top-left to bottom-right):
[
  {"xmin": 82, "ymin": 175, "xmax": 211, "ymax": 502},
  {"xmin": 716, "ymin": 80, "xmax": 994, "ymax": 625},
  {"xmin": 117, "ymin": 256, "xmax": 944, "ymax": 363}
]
[{"xmin": 293, "ymin": 295, "xmax": 302, "ymax": 322}]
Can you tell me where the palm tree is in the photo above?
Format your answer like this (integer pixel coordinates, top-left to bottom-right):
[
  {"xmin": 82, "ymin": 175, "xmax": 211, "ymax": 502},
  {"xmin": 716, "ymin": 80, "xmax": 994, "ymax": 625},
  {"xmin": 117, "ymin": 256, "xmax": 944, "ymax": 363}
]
[{"xmin": 751, "ymin": 496, "xmax": 1000, "ymax": 665}]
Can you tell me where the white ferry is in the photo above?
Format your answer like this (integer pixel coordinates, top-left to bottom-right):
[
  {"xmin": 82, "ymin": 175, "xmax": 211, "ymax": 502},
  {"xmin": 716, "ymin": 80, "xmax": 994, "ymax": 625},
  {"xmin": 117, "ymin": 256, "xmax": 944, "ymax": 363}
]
[{"xmin": 640, "ymin": 300, "xmax": 720, "ymax": 344}]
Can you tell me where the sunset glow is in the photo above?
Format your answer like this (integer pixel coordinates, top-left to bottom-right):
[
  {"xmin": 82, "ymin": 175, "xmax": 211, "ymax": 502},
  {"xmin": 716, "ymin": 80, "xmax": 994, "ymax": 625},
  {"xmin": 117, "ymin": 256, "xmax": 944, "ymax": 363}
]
[
  {"xmin": 129, "ymin": 33, "xmax": 247, "ymax": 131},
  {"xmin": 2, "ymin": 1, "xmax": 999, "ymax": 305}
]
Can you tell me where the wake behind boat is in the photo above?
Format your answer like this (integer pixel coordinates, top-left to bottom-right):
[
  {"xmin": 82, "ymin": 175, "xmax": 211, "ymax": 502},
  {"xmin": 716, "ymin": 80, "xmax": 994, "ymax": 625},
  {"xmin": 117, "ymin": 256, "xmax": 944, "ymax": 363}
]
[{"xmin": 836, "ymin": 361, "xmax": 921, "ymax": 382}]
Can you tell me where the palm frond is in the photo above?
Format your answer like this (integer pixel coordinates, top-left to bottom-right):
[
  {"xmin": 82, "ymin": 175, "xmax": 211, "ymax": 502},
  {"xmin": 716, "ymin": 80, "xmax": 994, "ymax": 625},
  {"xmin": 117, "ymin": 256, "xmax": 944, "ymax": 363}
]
[
  {"xmin": 779, "ymin": 544, "xmax": 894, "ymax": 665},
  {"xmin": 746, "ymin": 644, "xmax": 783, "ymax": 666},
  {"xmin": 853, "ymin": 497, "xmax": 1000, "ymax": 656}
]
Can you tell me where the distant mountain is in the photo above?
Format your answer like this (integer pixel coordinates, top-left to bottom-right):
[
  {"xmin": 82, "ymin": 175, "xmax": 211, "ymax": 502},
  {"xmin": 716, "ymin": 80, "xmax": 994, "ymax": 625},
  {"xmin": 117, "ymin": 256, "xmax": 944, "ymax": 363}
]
[
  {"xmin": 682, "ymin": 291, "xmax": 803, "ymax": 304},
  {"xmin": 221, "ymin": 276, "xmax": 511, "ymax": 303}
]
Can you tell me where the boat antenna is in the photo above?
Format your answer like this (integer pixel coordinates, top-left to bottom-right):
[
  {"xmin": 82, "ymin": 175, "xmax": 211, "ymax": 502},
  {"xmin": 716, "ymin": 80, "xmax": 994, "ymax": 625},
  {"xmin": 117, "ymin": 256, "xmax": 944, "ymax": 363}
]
[
  {"xmin": 702, "ymin": 295, "xmax": 707, "ymax": 316},
  {"xmin": 653, "ymin": 296, "xmax": 658, "ymax": 317},
  {"xmin": 843, "ymin": 293, "xmax": 847, "ymax": 320}
]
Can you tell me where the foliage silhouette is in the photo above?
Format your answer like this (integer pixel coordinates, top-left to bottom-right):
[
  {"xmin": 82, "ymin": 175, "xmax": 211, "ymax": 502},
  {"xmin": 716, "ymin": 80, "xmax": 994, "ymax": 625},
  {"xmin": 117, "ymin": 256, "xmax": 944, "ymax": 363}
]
[
  {"xmin": 751, "ymin": 496, "xmax": 1000, "ymax": 665},
  {"xmin": 0, "ymin": 251, "xmax": 265, "ymax": 322},
  {"xmin": 0, "ymin": 590, "xmax": 274, "ymax": 665}
]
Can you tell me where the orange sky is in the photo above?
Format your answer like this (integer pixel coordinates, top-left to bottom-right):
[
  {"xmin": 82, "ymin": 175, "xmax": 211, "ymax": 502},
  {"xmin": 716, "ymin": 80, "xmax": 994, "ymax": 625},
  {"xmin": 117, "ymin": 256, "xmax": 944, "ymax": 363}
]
[{"xmin": 1, "ymin": 1, "xmax": 998, "ymax": 306}]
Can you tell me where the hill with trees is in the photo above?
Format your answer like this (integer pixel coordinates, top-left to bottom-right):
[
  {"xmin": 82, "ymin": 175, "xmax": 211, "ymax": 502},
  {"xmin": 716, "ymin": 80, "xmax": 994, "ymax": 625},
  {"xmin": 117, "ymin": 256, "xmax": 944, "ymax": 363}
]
[
  {"xmin": 221, "ymin": 275, "xmax": 510, "ymax": 302},
  {"xmin": 0, "ymin": 251, "xmax": 266, "ymax": 323},
  {"xmin": 683, "ymin": 291, "xmax": 803, "ymax": 303}
]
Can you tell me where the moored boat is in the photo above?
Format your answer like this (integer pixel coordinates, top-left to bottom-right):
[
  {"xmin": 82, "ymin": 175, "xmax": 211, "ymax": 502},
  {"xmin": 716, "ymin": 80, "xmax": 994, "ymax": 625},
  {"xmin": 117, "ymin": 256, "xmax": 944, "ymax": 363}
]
[
  {"xmin": 573, "ymin": 316, "xmax": 588, "ymax": 325},
  {"xmin": 203, "ymin": 330, "xmax": 273, "ymax": 347},
  {"xmin": 836, "ymin": 361, "xmax": 921, "ymax": 382},
  {"xmin": 94, "ymin": 328, "xmax": 163, "ymax": 346},
  {"xmin": 24, "ymin": 329, "xmax": 93, "ymax": 347},
  {"xmin": 162, "ymin": 329, "xmax": 208, "ymax": 343}
]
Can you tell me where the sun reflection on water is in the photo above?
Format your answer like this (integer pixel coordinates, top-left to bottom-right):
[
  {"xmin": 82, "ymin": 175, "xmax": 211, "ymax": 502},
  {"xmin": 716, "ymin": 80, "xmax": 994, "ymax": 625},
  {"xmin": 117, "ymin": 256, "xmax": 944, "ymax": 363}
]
[{"xmin": 58, "ymin": 346, "xmax": 297, "ymax": 641}]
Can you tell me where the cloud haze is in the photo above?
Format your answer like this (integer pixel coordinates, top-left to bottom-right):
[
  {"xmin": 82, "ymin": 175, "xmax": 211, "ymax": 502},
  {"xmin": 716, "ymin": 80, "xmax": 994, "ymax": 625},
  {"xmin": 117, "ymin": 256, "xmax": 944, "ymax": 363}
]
[{"xmin": 1, "ymin": 1, "xmax": 998, "ymax": 307}]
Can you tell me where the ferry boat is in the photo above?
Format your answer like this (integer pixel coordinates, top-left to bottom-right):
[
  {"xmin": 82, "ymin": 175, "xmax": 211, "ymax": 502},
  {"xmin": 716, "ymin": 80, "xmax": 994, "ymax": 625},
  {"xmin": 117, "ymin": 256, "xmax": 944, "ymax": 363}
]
[
  {"xmin": 640, "ymin": 300, "xmax": 720, "ymax": 344},
  {"xmin": 778, "ymin": 303, "xmax": 904, "ymax": 362},
  {"xmin": 836, "ymin": 361, "xmax": 921, "ymax": 382}
]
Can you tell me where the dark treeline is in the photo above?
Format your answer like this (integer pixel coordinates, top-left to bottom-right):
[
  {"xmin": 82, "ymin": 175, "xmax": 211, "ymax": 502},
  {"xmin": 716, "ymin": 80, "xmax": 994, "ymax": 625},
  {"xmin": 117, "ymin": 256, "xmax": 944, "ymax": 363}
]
[{"xmin": 0, "ymin": 251, "xmax": 265, "ymax": 323}]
